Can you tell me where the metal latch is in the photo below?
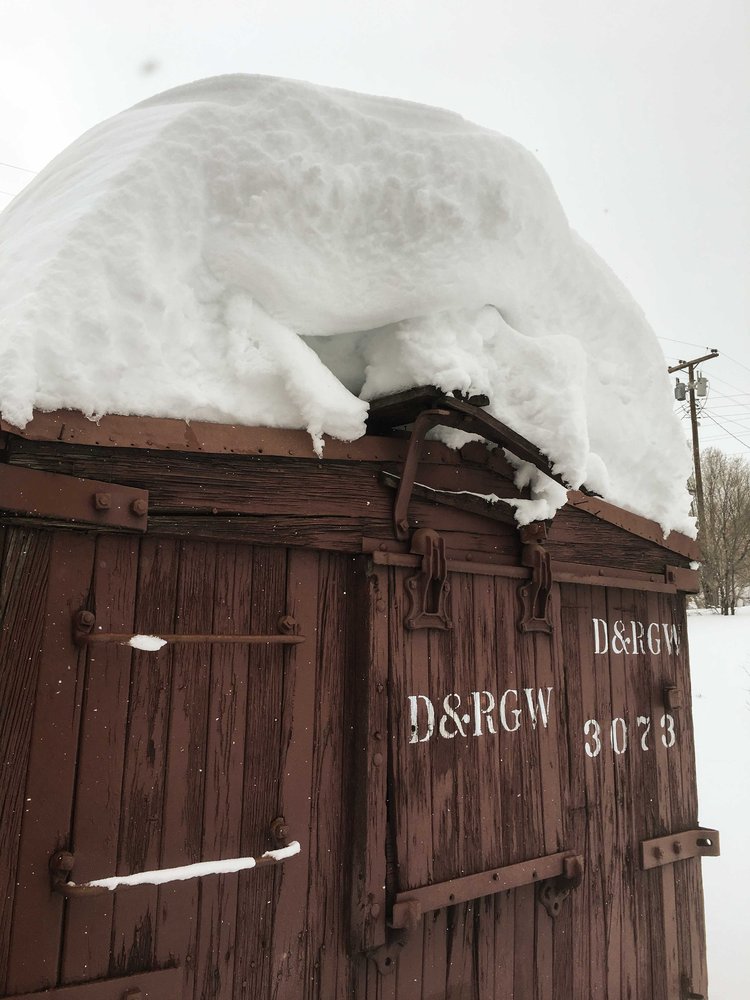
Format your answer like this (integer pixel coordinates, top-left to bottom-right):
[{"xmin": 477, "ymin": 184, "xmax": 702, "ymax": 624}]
[
  {"xmin": 405, "ymin": 528, "xmax": 452, "ymax": 630},
  {"xmin": 518, "ymin": 522, "xmax": 553, "ymax": 633},
  {"xmin": 640, "ymin": 828, "xmax": 720, "ymax": 870}
]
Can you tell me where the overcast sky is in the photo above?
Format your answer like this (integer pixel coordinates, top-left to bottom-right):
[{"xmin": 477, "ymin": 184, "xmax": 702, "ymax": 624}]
[{"xmin": 1, "ymin": 0, "xmax": 748, "ymax": 455}]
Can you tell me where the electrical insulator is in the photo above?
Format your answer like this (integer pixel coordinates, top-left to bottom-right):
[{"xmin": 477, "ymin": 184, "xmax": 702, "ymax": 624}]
[
  {"xmin": 674, "ymin": 380, "xmax": 687, "ymax": 401},
  {"xmin": 696, "ymin": 375, "xmax": 708, "ymax": 397}
]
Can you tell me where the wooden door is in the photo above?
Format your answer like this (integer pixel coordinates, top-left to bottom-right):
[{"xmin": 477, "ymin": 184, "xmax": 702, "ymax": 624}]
[
  {"xmin": 362, "ymin": 558, "xmax": 709, "ymax": 999},
  {"xmin": 0, "ymin": 528, "xmax": 318, "ymax": 1000}
]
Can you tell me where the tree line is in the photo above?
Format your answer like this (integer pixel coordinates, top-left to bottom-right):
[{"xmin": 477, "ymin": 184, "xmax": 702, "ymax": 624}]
[{"xmin": 697, "ymin": 447, "xmax": 750, "ymax": 615}]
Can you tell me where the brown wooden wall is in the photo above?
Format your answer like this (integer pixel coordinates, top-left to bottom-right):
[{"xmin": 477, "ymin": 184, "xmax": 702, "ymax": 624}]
[{"xmin": 0, "ymin": 517, "xmax": 707, "ymax": 998}]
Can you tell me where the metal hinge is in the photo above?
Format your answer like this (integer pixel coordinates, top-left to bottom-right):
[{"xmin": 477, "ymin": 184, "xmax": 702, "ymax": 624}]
[
  {"xmin": 640, "ymin": 827, "xmax": 720, "ymax": 870},
  {"xmin": 370, "ymin": 850, "xmax": 583, "ymax": 974}
]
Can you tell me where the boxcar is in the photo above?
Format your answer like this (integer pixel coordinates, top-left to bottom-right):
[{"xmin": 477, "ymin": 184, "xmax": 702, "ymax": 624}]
[{"xmin": 0, "ymin": 389, "xmax": 718, "ymax": 1000}]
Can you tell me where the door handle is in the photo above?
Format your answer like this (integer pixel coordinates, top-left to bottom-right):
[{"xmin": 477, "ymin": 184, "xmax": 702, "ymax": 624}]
[{"xmin": 50, "ymin": 838, "xmax": 300, "ymax": 898}]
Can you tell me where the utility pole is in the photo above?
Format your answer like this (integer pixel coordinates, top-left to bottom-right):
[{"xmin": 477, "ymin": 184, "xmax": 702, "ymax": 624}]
[{"xmin": 668, "ymin": 350, "xmax": 719, "ymax": 540}]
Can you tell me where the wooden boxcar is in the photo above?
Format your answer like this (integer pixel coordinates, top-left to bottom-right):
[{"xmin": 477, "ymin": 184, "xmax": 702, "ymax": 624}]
[{"xmin": 0, "ymin": 390, "xmax": 718, "ymax": 1000}]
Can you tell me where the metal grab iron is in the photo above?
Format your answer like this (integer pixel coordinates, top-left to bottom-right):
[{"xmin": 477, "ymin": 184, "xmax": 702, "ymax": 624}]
[
  {"xmin": 73, "ymin": 609, "xmax": 304, "ymax": 646},
  {"xmin": 50, "ymin": 822, "xmax": 299, "ymax": 898}
]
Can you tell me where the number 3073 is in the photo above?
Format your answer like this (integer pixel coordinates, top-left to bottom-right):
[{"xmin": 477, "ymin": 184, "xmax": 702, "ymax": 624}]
[{"xmin": 583, "ymin": 714, "xmax": 676, "ymax": 758}]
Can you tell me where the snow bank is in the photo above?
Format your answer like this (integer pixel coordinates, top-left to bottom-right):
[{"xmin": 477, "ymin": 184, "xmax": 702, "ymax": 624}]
[{"xmin": 0, "ymin": 74, "xmax": 694, "ymax": 533}]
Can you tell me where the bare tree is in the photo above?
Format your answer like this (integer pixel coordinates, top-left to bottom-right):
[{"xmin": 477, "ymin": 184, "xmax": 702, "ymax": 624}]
[{"xmin": 699, "ymin": 448, "xmax": 750, "ymax": 614}]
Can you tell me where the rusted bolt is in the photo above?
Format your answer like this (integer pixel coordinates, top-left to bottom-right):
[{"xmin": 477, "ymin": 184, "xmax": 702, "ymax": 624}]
[
  {"xmin": 672, "ymin": 841, "xmax": 682, "ymax": 855},
  {"xmin": 122, "ymin": 990, "xmax": 142, "ymax": 1000},
  {"xmin": 270, "ymin": 816, "xmax": 288, "ymax": 844},
  {"xmin": 653, "ymin": 847, "xmax": 664, "ymax": 860},
  {"xmin": 370, "ymin": 903, "xmax": 381, "ymax": 918},
  {"xmin": 376, "ymin": 682, "xmax": 384, "ymax": 693},
  {"xmin": 77, "ymin": 610, "xmax": 96, "ymax": 629},
  {"xmin": 372, "ymin": 752, "xmax": 384, "ymax": 767},
  {"xmin": 93, "ymin": 492, "xmax": 111, "ymax": 511},
  {"xmin": 277, "ymin": 615, "xmax": 297, "ymax": 635},
  {"xmin": 130, "ymin": 498, "xmax": 148, "ymax": 517}
]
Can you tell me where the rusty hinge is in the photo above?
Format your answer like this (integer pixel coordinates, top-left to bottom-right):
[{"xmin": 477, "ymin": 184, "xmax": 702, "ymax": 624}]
[
  {"xmin": 640, "ymin": 828, "xmax": 720, "ymax": 870},
  {"xmin": 405, "ymin": 528, "xmax": 452, "ymax": 630},
  {"xmin": 0, "ymin": 464, "xmax": 148, "ymax": 531},
  {"xmin": 370, "ymin": 850, "xmax": 583, "ymax": 974},
  {"xmin": 518, "ymin": 522, "xmax": 553, "ymax": 633},
  {"xmin": 390, "ymin": 851, "xmax": 583, "ymax": 927}
]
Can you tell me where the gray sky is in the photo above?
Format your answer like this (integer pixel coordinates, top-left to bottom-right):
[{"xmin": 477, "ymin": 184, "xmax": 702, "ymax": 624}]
[{"xmin": 2, "ymin": 0, "xmax": 748, "ymax": 455}]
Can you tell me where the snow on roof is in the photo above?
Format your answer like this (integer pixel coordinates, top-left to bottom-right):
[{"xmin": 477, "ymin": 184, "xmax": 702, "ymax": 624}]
[{"xmin": 0, "ymin": 74, "xmax": 694, "ymax": 535}]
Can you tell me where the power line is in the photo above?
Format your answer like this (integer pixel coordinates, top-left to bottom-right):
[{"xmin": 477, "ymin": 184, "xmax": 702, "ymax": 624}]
[
  {"xmin": 658, "ymin": 336, "xmax": 717, "ymax": 352},
  {"xmin": 718, "ymin": 350, "xmax": 750, "ymax": 380},
  {"xmin": 704, "ymin": 413, "xmax": 750, "ymax": 450},
  {"xmin": 0, "ymin": 160, "xmax": 36, "ymax": 174}
]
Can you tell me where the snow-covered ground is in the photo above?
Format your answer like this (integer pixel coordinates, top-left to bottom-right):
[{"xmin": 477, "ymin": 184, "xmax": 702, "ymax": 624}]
[{"xmin": 690, "ymin": 608, "xmax": 750, "ymax": 1000}]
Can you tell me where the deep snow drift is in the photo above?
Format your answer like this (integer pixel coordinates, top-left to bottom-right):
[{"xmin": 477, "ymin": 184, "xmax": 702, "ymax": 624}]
[
  {"xmin": 0, "ymin": 75, "xmax": 694, "ymax": 533},
  {"xmin": 689, "ymin": 609, "xmax": 750, "ymax": 999}
]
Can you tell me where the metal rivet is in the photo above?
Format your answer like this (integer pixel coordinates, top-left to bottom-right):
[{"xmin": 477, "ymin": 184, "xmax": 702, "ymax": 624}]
[
  {"xmin": 673, "ymin": 841, "xmax": 682, "ymax": 855},
  {"xmin": 654, "ymin": 847, "xmax": 664, "ymax": 860},
  {"xmin": 93, "ymin": 492, "xmax": 111, "ymax": 511},
  {"xmin": 130, "ymin": 498, "xmax": 147, "ymax": 517}
]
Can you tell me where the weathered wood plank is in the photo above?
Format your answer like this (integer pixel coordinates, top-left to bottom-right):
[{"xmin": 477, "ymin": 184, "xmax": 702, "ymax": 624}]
[
  {"xmin": 61, "ymin": 534, "xmax": 140, "ymax": 984},
  {"xmin": 349, "ymin": 561, "xmax": 389, "ymax": 955},
  {"xmin": 6, "ymin": 531, "xmax": 96, "ymax": 994},
  {"xmin": 233, "ymin": 546, "xmax": 288, "ymax": 999},
  {"xmin": 193, "ymin": 542, "xmax": 253, "ymax": 1000},
  {"xmin": 155, "ymin": 541, "xmax": 217, "ymax": 997},
  {"xmin": 109, "ymin": 537, "xmax": 180, "ymax": 978},
  {"xmin": 558, "ymin": 584, "xmax": 592, "ymax": 1000},
  {"xmin": 389, "ymin": 566, "xmax": 433, "ymax": 893},
  {"xmin": 303, "ymin": 553, "xmax": 355, "ymax": 999},
  {"xmin": 0, "ymin": 528, "xmax": 51, "ymax": 992},
  {"xmin": 272, "ymin": 547, "xmax": 320, "ymax": 1000}
]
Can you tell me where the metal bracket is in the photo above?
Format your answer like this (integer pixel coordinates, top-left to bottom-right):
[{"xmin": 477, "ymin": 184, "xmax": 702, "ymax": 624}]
[
  {"xmin": 640, "ymin": 828, "xmax": 720, "ymax": 870},
  {"xmin": 518, "ymin": 522, "xmax": 553, "ymax": 633},
  {"xmin": 388, "ymin": 394, "xmax": 566, "ymax": 542},
  {"xmin": 405, "ymin": 529, "xmax": 452, "ymax": 631},
  {"xmin": 0, "ymin": 463, "xmax": 148, "ymax": 531},
  {"xmin": 537, "ymin": 854, "xmax": 584, "ymax": 918}
]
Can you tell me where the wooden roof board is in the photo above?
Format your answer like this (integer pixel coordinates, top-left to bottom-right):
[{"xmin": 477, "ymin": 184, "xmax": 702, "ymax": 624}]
[{"xmin": 1, "ymin": 408, "xmax": 698, "ymax": 561}]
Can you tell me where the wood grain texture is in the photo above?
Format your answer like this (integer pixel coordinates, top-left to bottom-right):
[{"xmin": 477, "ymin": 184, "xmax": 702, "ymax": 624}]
[
  {"xmin": 61, "ymin": 534, "xmax": 140, "ymax": 984},
  {"xmin": 6, "ymin": 531, "xmax": 96, "ymax": 994},
  {"xmin": 109, "ymin": 537, "xmax": 180, "ymax": 978},
  {"xmin": 0, "ymin": 528, "xmax": 51, "ymax": 992}
]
